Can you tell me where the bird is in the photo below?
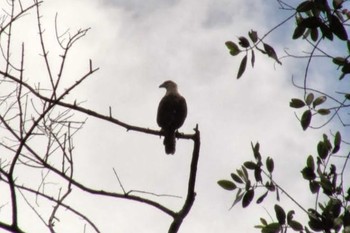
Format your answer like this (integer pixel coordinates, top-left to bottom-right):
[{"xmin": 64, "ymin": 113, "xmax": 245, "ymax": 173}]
[{"xmin": 157, "ymin": 80, "xmax": 187, "ymax": 154}]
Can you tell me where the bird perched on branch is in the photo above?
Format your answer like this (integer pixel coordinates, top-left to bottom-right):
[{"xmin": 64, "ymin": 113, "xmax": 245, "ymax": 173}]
[{"xmin": 157, "ymin": 80, "xmax": 187, "ymax": 154}]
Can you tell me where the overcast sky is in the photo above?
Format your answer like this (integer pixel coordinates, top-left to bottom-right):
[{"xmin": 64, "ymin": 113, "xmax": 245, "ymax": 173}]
[{"xmin": 4, "ymin": 0, "xmax": 350, "ymax": 232}]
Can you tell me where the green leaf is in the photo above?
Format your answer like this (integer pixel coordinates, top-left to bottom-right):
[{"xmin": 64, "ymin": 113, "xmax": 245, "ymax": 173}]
[
  {"xmin": 237, "ymin": 54, "xmax": 247, "ymax": 79},
  {"xmin": 306, "ymin": 155, "xmax": 315, "ymax": 170},
  {"xmin": 342, "ymin": 62, "xmax": 350, "ymax": 74},
  {"xmin": 262, "ymin": 223, "xmax": 281, "ymax": 233},
  {"xmin": 238, "ymin": 36, "xmax": 250, "ymax": 48},
  {"xmin": 244, "ymin": 161, "xmax": 257, "ymax": 170},
  {"xmin": 317, "ymin": 109, "xmax": 330, "ymax": 115},
  {"xmin": 296, "ymin": 1, "xmax": 314, "ymax": 12},
  {"xmin": 218, "ymin": 180, "xmax": 237, "ymax": 190},
  {"xmin": 230, "ymin": 188, "xmax": 244, "ymax": 209},
  {"xmin": 274, "ymin": 204, "xmax": 286, "ymax": 225},
  {"xmin": 301, "ymin": 110, "xmax": 312, "ymax": 130},
  {"xmin": 313, "ymin": 96, "xmax": 326, "ymax": 108},
  {"xmin": 225, "ymin": 41, "xmax": 240, "ymax": 56},
  {"xmin": 231, "ymin": 173, "xmax": 243, "ymax": 184},
  {"xmin": 266, "ymin": 157, "xmax": 274, "ymax": 173},
  {"xmin": 242, "ymin": 189, "xmax": 254, "ymax": 208},
  {"xmin": 305, "ymin": 93, "xmax": 314, "ymax": 105},
  {"xmin": 248, "ymin": 30, "xmax": 258, "ymax": 43},
  {"xmin": 329, "ymin": 15, "xmax": 348, "ymax": 40},
  {"xmin": 260, "ymin": 218, "xmax": 268, "ymax": 226},
  {"xmin": 290, "ymin": 98, "xmax": 305, "ymax": 108},
  {"xmin": 256, "ymin": 191, "xmax": 268, "ymax": 204},
  {"xmin": 289, "ymin": 220, "xmax": 304, "ymax": 231},
  {"xmin": 263, "ymin": 43, "xmax": 282, "ymax": 65},
  {"xmin": 346, "ymin": 94, "xmax": 350, "ymax": 100},
  {"xmin": 333, "ymin": 131, "xmax": 341, "ymax": 153}
]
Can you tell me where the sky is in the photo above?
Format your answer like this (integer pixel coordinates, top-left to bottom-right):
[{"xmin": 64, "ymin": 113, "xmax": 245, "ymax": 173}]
[{"xmin": 1, "ymin": 0, "xmax": 350, "ymax": 232}]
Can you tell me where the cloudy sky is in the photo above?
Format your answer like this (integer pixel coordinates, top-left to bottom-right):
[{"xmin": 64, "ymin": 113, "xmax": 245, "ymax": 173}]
[{"xmin": 3, "ymin": 0, "xmax": 350, "ymax": 232}]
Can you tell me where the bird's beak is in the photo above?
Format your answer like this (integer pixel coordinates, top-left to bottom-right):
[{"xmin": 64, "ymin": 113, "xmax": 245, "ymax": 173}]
[{"xmin": 159, "ymin": 83, "xmax": 165, "ymax": 88}]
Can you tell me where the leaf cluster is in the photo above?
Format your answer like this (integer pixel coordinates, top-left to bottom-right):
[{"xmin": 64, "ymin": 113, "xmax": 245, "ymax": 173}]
[
  {"xmin": 220, "ymin": 131, "xmax": 350, "ymax": 233},
  {"xmin": 294, "ymin": 0, "xmax": 350, "ymax": 80},
  {"xmin": 290, "ymin": 93, "xmax": 331, "ymax": 130},
  {"xmin": 225, "ymin": 30, "xmax": 282, "ymax": 79},
  {"xmin": 218, "ymin": 142, "xmax": 277, "ymax": 209},
  {"xmin": 301, "ymin": 132, "xmax": 350, "ymax": 232}
]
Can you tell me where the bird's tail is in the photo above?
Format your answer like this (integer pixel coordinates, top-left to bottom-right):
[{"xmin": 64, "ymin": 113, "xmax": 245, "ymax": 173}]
[{"xmin": 163, "ymin": 130, "xmax": 176, "ymax": 155}]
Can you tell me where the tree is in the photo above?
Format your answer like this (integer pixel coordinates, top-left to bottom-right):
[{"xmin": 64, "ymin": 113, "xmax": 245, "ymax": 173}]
[
  {"xmin": 0, "ymin": 1, "xmax": 200, "ymax": 232},
  {"xmin": 220, "ymin": 0, "xmax": 350, "ymax": 232}
]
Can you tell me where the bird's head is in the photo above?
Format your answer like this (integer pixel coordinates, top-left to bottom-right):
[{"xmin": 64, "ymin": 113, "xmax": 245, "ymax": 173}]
[{"xmin": 159, "ymin": 80, "xmax": 178, "ymax": 95}]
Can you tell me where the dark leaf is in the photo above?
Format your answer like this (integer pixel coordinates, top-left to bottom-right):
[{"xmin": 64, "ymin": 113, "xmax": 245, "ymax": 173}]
[
  {"xmin": 300, "ymin": 17, "xmax": 322, "ymax": 29},
  {"xmin": 329, "ymin": 15, "xmax": 348, "ymax": 40},
  {"xmin": 320, "ymin": 23, "xmax": 333, "ymax": 40},
  {"xmin": 346, "ymin": 93, "xmax": 350, "ymax": 100},
  {"xmin": 252, "ymin": 142, "xmax": 261, "ymax": 161},
  {"xmin": 231, "ymin": 173, "xmax": 243, "ymax": 184},
  {"xmin": 274, "ymin": 204, "xmax": 286, "ymax": 225},
  {"xmin": 225, "ymin": 41, "xmax": 240, "ymax": 56},
  {"xmin": 332, "ymin": 57, "xmax": 346, "ymax": 66},
  {"xmin": 296, "ymin": 1, "xmax": 314, "ymax": 12},
  {"xmin": 289, "ymin": 220, "xmax": 304, "ymax": 231},
  {"xmin": 342, "ymin": 62, "xmax": 350, "ymax": 74},
  {"xmin": 238, "ymin": 36, "xmax": 250, "ymax": 48},
  {"xmin": 344, "ymin": 210, "xmax": 350, "ymax": 226},
  {"xmin": 308, "ymin": 216, "xmax": 324, "ymax": 232},
  {"xmin": 317, "ymin": 109, "xmax": 330, "ymax": 115},
  {"xmin": 290, "ymin": 98, "xmax": 305, "ymax": 108},
  {"xmin": 301, "ymin": 167, "xmax": 316, "ymax": 180},
  {"xmin": 309, "ymin": 180, "xmax": 320, "ymax": 193},
  {"xmin": 310, "ymin": 28, "xmax": 319, "ymax": 41},
  {"xmin": 263, "ymin": 43, "xmax": 282, "ymax": 65},
  {"xmin": 317, "ymin": 141, "xmax": 329, "ymax": 159},
  {"xmin": 251, "ymin": 50, "xmax": 255, "ymax": 67},
  {"xmin": 266, "ymin": 157, "xmax": 274, "ymax": 173},
  {"xmin": 332, "ymin": 131, "xmax": 341, "ymax": 153},
  {"xmin": 254, "ymin": 167, "xmax": 262, "ymax": 183},
  {"xmin": 301, "ymin": 110, "xmax": 312, "ymax": 130},
  {"xmin": 242, "ymin": 189, "xmax": 254, "ymax": 208},
  {"xmin": 305, "ymin": 93, "xmax": 314, "ymax": 105},
  {"xmin": 313, "ymin": 96, "xmax": 327, "ymax": 108},
  {"xmin": 244, "ymin": 161, "xmax": 257, "ymax": 170},
  {"xmin": 248, "ymin": 30, "xmax": 258, "ymax": 43},
  {"xmin": 306, "ymin": 155, "xmax": 315, "ymax": 170},
  {"xmin": 287, "ymin": 210, "xmax": 295, "ymax": 224},
  {"xmin": 293, "ymin": 24, "xmax": 306, "ymax": 39},
  {"xmin": 237, "ymin": 54, "xmax": 247, "ymax": 79},
  {"xmin": 320, "ymin": 176, "xmax": 333, "ymax": 195},
  {"xmin": 218, "ymin": 180, "xmax": 237, "ymax": 190},
  {"xmin": 256, "ymin": 191, "xmax": 268, "ymax": 204}
]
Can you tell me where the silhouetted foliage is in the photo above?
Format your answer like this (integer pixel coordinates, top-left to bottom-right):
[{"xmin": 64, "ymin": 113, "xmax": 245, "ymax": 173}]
[{"xmin": 220, "ymin": 0, "xmax": 350, "ymax": 232}]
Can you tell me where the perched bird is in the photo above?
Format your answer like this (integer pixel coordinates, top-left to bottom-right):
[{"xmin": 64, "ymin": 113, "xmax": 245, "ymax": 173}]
[{"xmin": 157, "ymin": 80, "xmax": 187, "ymax": 154}]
